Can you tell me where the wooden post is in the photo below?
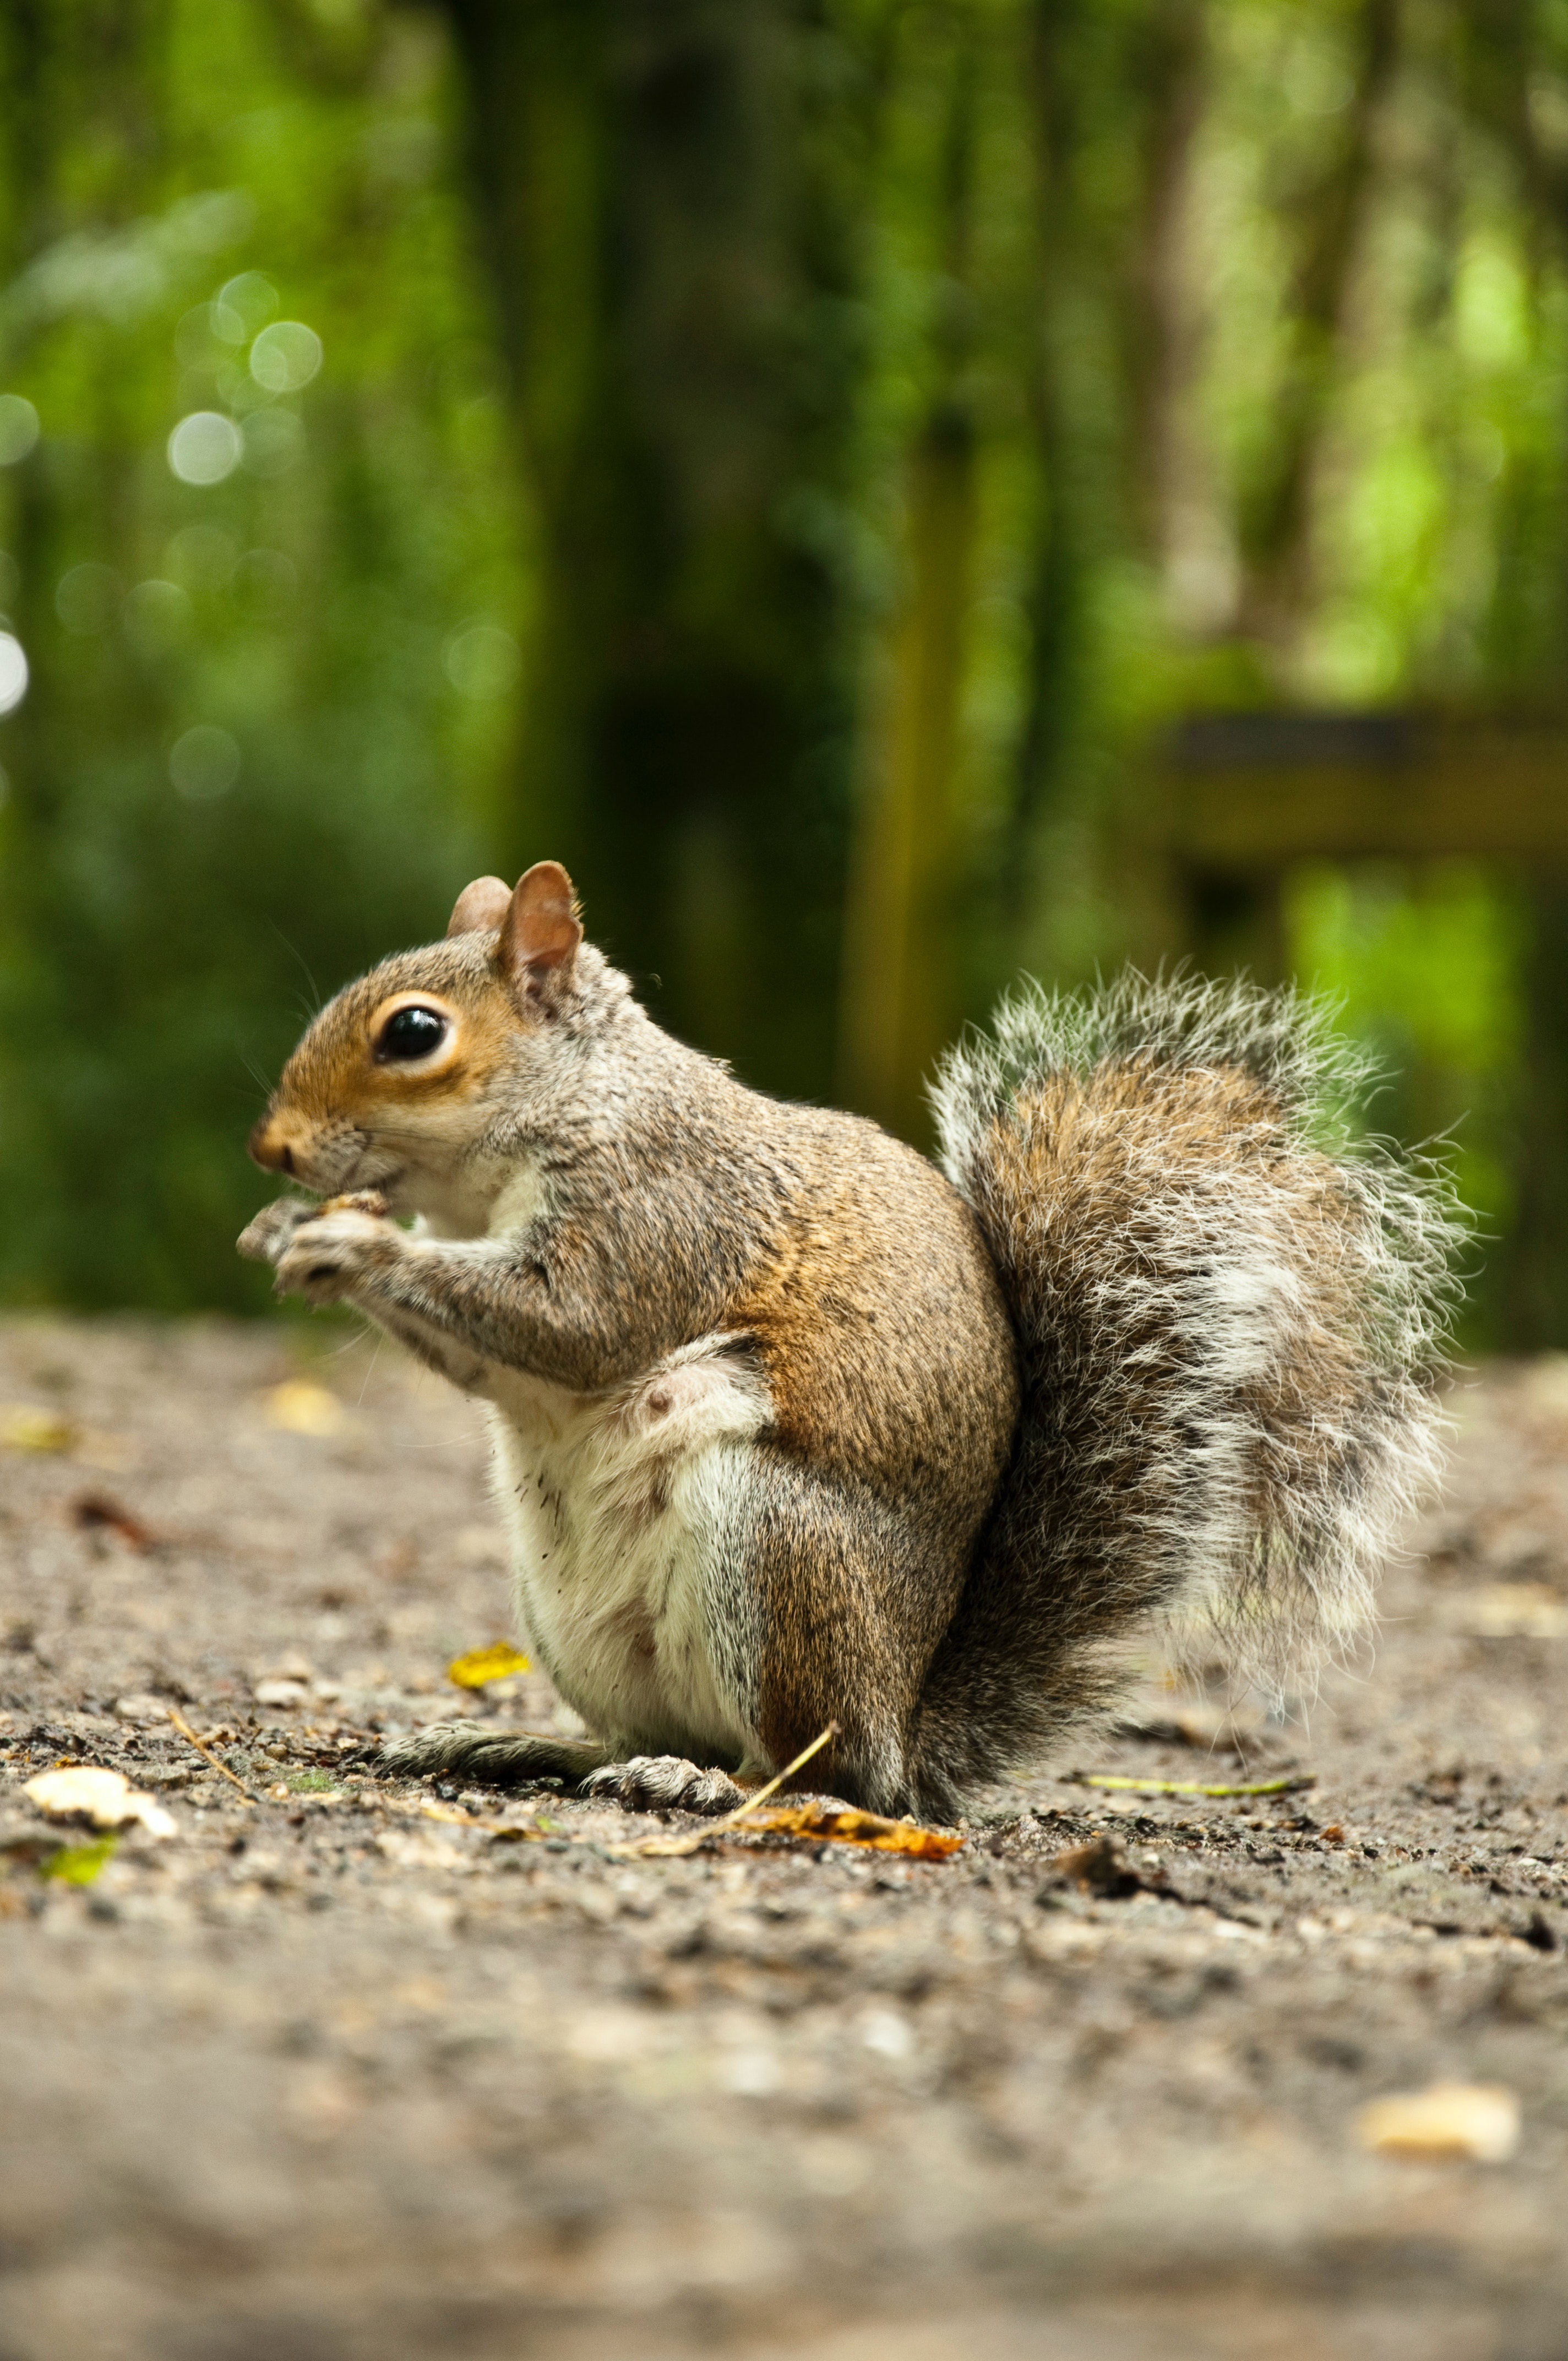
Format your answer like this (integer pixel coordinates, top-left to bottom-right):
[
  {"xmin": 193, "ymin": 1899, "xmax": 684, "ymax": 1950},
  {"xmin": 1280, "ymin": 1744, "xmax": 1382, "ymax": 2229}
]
[{"xmin": 1146, "ymin": 708, "xmax": 1568, "ymax": 1348}]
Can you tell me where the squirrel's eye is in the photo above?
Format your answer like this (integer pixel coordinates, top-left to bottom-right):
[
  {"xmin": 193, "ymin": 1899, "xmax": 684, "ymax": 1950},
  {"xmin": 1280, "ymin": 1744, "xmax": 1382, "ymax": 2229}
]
[{"xmin": 377, "ymin": 1005, "xmax": 448, "ymax": 1062}]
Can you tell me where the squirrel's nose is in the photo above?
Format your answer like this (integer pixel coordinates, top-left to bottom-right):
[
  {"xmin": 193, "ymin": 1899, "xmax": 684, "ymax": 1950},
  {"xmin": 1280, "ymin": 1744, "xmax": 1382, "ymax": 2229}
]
[{"xmin": 249, "ymin": 1115, "xmax": 297, "ymax": 1174}]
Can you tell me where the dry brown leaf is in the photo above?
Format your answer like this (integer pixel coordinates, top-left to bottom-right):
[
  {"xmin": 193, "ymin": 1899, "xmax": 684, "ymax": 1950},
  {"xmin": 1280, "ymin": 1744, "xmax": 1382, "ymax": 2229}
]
[{"xmin": 738, "ymin": 1802, "xmax": 962, "ymax": 1858}]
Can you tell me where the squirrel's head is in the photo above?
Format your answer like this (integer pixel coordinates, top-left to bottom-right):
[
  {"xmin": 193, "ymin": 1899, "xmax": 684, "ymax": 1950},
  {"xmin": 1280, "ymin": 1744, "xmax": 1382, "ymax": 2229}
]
[{"xmin": 248, "ymin": 862, "xmax": 589, "ymax": 1216}]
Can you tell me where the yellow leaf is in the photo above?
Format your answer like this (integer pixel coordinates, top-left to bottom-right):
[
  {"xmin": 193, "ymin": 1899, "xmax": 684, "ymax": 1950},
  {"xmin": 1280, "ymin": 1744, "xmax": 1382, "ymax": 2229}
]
[
  {"xmin": 447, "ymin": 1642, "xmax": 531, "ymax": 1689},
  {"xmin": 264, "ymin": 1380, "xmax": 345, "ymax": 1437},
  {"xmin": 1, "ymin": 1403, "xmax": 76, "ymax": 1452}
]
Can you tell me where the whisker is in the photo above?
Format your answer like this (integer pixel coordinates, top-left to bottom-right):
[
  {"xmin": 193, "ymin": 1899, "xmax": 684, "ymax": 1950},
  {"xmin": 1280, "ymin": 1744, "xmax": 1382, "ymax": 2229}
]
[
  {"xmin": 268, "ymin": 921, "xmax": 324, "ymax": 1019},
  {"xmin": 355, "ymin": 1331, "xmax": 386, "ymax": 1408}
]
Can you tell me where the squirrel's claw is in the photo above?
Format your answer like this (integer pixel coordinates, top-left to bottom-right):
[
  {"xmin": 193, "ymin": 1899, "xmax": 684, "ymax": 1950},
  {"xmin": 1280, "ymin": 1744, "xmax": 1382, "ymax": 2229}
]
[{"xmin": 581, "ymin": 1755, "xmax": 746, "ymax": 1816}]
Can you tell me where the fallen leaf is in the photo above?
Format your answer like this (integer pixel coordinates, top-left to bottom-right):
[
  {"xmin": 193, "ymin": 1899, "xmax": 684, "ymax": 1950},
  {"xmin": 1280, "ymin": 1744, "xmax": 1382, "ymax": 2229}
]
[
  {"xmin": 264, "ymin": 1380, "xmax": 345, "ymax": 1438},
  {"xmin": 24, "ymin": 1766, "xmax": 177, "ymax": 1840},
  {"xmin": 1074, "ymin": 1772, "xmax": 1315, "ymax": 1799},
  {"xmin": 39, "ymin": 1836, "xmax": 119, "ymax": 1885},
  {"xmin": 1, "ymin": 1403, "xmax": 75, "ymax": 1452},
  {"xmin": 1358, "ymin": 2082, "xmax": 1520, "ymax": 2163},
  {"xmin": 447, "ymin": 1642, "xmax": 532, "ymax": 1689},
  {"xmin": 738, "ymin": 1802, "xmax": 962, "ymax": 1859}
]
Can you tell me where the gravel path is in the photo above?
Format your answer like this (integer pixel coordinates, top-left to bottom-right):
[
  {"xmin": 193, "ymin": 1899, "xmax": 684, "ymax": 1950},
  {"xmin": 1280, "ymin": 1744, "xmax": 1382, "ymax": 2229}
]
[{"xmin": 1, "ymin": 1316, "xmax": 1565, "ymax": 2360}]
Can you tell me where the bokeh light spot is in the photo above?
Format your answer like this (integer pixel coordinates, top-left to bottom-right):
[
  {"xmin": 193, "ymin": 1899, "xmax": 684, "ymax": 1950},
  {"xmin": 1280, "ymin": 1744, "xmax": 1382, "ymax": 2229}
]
[
  {"xmin": 0, "ymin": 396, "xmax": 40, "ymax": 467},
  {"xmin": 168, "ymin": 411, "xmax": 242, "ymax": 486},
  {"xmin": 241, "ymin": 408, "xmax": 306, "ymax": 477},
  {"xmin": 443, "ymin": 621, "xmax": 520, "ymax": 700},
  {"xmin": 0, "ymin": 634, "xmax": 28, "ymax": 716},
  {"xmin": 220, "ymin": 273, "xmax": 279, "ymax": 336},
  {"xmin": 56, "ymin": 563, "xmax": 122, "ymax": 635},
  {"xmin": 249, "ymin": 322, "xmax": 323, "ymax": 394},
  {"xmin": 170, "ymin": 724, "xmax": 241, "ymax": 801}
]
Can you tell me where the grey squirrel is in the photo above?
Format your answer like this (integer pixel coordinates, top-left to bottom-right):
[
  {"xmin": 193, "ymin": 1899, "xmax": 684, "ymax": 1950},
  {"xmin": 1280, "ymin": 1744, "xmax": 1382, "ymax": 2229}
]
[{"xmin": 239, "ymin": 861, "xmax": 1460, "ymax": 1817}]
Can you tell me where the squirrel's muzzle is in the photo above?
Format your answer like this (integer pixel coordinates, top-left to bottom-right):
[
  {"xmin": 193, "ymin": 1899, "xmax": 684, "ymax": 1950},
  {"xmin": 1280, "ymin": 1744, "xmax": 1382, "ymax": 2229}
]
[{"xmin": 248, "ymin": 1113, "xmax": 298, "ymax": 1174}]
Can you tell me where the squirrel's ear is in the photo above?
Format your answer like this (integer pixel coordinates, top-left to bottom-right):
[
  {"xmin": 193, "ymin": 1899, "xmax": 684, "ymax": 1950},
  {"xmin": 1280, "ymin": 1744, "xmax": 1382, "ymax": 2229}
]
[
  {"xmin": 498, "ymin": 861, "xmax": 582, "ymax": 1003},
  {"xmin": 446, "ymin": 876, "xmax": 514, "ymax": 938}
]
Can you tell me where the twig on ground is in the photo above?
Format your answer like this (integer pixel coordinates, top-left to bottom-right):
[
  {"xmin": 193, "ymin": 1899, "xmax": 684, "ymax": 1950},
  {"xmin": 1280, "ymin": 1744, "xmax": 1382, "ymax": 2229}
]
[{"xmin": 166, "ymin": 1708, "xmax": 258, "ymax": 1804}]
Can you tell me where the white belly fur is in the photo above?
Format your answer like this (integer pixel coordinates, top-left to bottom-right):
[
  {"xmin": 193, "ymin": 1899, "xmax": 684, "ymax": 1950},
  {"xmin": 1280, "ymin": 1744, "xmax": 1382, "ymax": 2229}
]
[{"xmin": 486, "ymin": 1335, "xmax": 770, "ymax": 1763}]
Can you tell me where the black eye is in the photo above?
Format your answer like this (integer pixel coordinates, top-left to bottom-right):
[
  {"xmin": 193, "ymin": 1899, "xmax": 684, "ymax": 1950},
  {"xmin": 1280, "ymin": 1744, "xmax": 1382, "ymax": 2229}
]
[{"xmin": 377, "ymin": 1006, "xmax": 448, "ymax": 1062}]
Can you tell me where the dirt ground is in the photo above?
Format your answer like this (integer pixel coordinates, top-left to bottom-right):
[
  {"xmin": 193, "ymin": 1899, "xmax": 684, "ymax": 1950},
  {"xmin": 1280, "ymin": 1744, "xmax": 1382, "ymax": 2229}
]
[{"xmin": 1, "ymin": 1315, "xmax": 1565, "ymax": 2361}]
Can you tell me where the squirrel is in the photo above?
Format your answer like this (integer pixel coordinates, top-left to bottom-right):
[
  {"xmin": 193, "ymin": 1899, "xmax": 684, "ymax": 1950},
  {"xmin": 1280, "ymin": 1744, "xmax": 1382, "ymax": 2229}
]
[{"xmin": 239, "ymin": 860, "xmax": 1460, "ymax": 1819}]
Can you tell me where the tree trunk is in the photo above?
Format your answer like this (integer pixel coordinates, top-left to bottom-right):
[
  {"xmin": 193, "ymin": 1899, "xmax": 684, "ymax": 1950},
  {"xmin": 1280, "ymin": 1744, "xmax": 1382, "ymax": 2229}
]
[
  {"xmin": 1236, "ymin": 0, "xmax": 1400, "ymax": 642},
  {"xmin": 837, "ymin": 10, "xmax": 979, "ymax": 1138},
  {"xmin": 440, "ymin": 0, "xmax": 864, "ymax": 1099}
]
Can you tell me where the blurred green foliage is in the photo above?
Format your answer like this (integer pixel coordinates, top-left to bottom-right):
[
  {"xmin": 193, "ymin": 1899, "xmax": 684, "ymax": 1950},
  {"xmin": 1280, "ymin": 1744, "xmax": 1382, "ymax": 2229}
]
[
  {"xmin": 0, "ymin": 3, "xmax": 516, "ymax": 1308},
  {"xmin": 1, "ymin": 0, "xmax": 1565, "ymax": 1338},
  {"xmin": 1288, "ymin": 860, "xmax": 1526, "ymax": 1286}
]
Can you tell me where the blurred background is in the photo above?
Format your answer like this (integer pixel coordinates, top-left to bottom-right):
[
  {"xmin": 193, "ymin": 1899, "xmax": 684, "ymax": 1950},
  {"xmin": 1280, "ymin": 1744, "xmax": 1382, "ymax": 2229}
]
[{"xmin": 0, "ymin": 0, "xmax": 1563, "ymax": 1345}]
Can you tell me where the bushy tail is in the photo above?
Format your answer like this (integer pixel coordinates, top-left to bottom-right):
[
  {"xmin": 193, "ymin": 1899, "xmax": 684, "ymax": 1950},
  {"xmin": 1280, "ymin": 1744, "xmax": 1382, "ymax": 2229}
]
[{"xmin": 908, "ymin": 971, "xmax": 1464, "ymax": 1816}]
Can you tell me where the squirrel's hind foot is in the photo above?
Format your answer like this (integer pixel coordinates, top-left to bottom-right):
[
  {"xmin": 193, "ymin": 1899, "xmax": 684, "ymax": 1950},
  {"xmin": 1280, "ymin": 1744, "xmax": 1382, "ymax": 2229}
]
[
  {"xmin": 581, "ymin": 1755, "xmax": 745, "ymax": 1816},
  {"xmin": 377, "ymin": 1726, "xmax": 745, "ymax": 1815},
  {"xmin": 378, "ymin": 1721, "xmax": 613, "ymax": 1788}
]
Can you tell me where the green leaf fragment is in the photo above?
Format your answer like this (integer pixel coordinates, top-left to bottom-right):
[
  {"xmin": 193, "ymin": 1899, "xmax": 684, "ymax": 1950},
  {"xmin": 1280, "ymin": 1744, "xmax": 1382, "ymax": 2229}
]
[{"xmin": 39, "ymin": 1835, "xmax": 120, "ymax": 1885}]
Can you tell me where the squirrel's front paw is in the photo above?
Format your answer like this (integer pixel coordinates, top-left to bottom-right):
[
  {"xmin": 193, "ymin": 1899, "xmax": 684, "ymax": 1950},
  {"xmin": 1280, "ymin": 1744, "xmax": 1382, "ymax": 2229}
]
[
  {"xmin": 237, "ymin": 1195, "xmax": 319, "ymax": 1266},
  {"xmin": 581, "ymin": 1756, "xmax": 746, "ymax": 1816},
  {"xmin": 272, "ymin": 1203, "xmax": 399, "ymax": 1308}
]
